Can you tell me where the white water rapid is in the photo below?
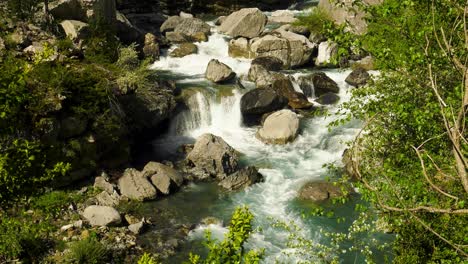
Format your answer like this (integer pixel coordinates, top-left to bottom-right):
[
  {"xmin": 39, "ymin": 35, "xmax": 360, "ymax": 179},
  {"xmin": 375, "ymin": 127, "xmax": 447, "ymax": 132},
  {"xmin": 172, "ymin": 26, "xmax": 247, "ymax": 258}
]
[{"xmin": 151, "ymin": 19, "xmax": 362, "ymax": 263}]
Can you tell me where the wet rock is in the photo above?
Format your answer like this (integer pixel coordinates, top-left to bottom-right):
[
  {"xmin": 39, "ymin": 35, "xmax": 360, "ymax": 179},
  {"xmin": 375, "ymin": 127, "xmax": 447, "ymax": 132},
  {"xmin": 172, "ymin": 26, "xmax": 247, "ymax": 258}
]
[
  {"xmin": 60, "ymin": 20, "xmax": 90, "ymax": 40},
  {"xmin": 205, "ymin": 59, "xmax": 236, "ymax": 83},
  {"xmin": 174, "ymin": 18, "xmax": 211, "ymax": 40},
  {"xmin": 179, "ymin": 11, "xmax": 193, "ymax": 19},
  {"xmin": 82, "ymin": 205, "xmax": 121, "ymax": 226},
  {"xmin": 251, "ymin": 56, "xmax": 284, "ymax": 71},
  {"xmin": 118, "ymin": 168, "xmax": 157, "ymax": 201},
  {"xmin": 345, "ymin": 67, "xmax": 370, "ymax": 87},
  {"xmin": 143, "ymin": 162, "xmax": 184, "ymax": 195},
  {"xmin": 256, "ymin": 109, "xmax": 299, "ymax": 144},
  {"xmin": 228, "ymin": 37, "xmax": 253, "ymax": 58},
  {"xmin": 219, "ymin": 166, "xmax": 263, "ymax": 190},
  {"xmin": 143, "ymin": 33, "xmax": 160, "ymax": 62},
  {"xmin": 248, "ymin": 64, "xmax": 276, "ymax": 87},
  {"xmin": 316, "ymin": 92, "xmax": 340, "ymax": 105},
  {"xmin": 271, "ymin": 74, "xmax": 313, "ymax": 109},
  {"xmin": 191, "ymin": 32, "xmax": 208, "ymax": 42},
  {"xmin": 219, "ymin": 8, "xmax": 267, "ymax": 38},
  {"xmin": 315, "ymin": 41, "xmax": 338, "ymax": 67},
  {"xmin": 240, "ymin": 88, "xmax": 287, "ymax": 125},
  {"xmin": 186, "ymin": 133, "xmax": 239, "ymax": 179},
  {"xmin": 166, "ymin": 31, "xmax": 188, "ymax": 43},
  {"xmin": 298, "ymin": 181, "xmax": 352, "ymax": 203},
  {"xmin": 170, "ymin": 42, "xmax": 198, "ymax": 57},
  {"xmin": 299, "ymin": 72, "xmax": 339, "ymax": 97}
]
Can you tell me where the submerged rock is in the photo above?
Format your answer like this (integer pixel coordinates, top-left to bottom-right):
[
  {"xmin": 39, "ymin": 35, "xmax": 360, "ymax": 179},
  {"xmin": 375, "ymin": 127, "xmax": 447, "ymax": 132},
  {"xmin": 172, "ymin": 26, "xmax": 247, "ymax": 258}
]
[
  {"xmin": 186, "ymin": 133, "xmax": 239, "ymax": 179},
  {"xmin": 170, "ymin": 42, "xmax": 198, "ymax": 57},
  {"xmin": 219, "ymin": 166, "xmax": 263, "ymax": 190},
  {"xmin": 205, "ymin": 59, "xmax": 236, "ymax": 83},
  {"xmin": 316, "ymin": 92, "xmax": 340, "ymax": 105},
  {"xmin": 256, "ymin": 109, "xmax": 299, "ymax": 144},
  {"xmin": 118, "ymin": 168, "xmax": 157, "ymax": 201},
  {"xmin": 218, "ymin": 8, "xmax": 267, "ymax": 38},
  {"xmin": 298, "ymin": 181, "xmax": 352, "ymax": 203},
  {"xmin": 82, "ymin": 205, "xmax": 121, "ymax": 226},
  {"xmin": 345, "ymin": 67, "xmax": 370, "ymax": 87}
]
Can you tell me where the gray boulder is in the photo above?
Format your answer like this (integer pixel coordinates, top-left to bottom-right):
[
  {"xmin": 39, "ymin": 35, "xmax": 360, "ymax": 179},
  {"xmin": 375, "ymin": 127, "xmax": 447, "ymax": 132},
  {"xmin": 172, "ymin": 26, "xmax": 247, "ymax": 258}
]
[
  {"xmin": 170, "ymin": 42, "xmax": 198, "ymax": 58},
  {"xmin": 95, "ymin": 191, "xmax": 120, "ymax": 207},
  {"xmin": 174, "ymin": 18, "xmax": 211, "ymax": 40},
  {"xmin": 268, "ymin": 10, "xmax": 298, "ymax": 24},
  {"xmin": 82, "ymin": 205, "xmax": 121, "ymax": 226},
  {"xmin": 256, "ymin": 109, "xmax": 299, "ymax": 144},
  {"xmin": 205, "ymin": 59, "xmax": 236, "ymax": 83},
  {"xmin": 143, "ymin": 162, "xmax": 184, "ymax": 195},
  {"xmin": 118, "ymin": 168, "xmax": 157, "ymax": 201},
  {"xmin": 219, "ymin": 8, "xmax": 267, "ymax": 38},
  {"xmin": 345, "ymin": 68, "xmax": 370, "ymax": 87},
  {"xmin": 94, "ymin": 175, "xmax": 115, "ymax": 194},
  {"xmin": 219, "ymin": 166, "xmax": 263, "ymax": 190},
  {"xmin": 166, "ymin": 32, "xmax": 188, "ymax": 43},
  {"xmin": 186, "ymin": 133, "xmax": 239, "ymax": 179}
]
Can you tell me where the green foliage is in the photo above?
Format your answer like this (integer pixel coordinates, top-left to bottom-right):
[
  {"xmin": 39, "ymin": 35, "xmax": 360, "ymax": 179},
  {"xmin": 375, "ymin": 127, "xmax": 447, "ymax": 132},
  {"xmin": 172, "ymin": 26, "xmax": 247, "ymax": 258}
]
[
  {"xmin": 65, "ymin": 235, "xmax": 108, "ymax": 264},
  {"xmin": 0, "ymin": 212, "xmax": 54, "ymax": 261},
  {"xmin": 83, "ymin": 17, "xmax": 119, "ymax": 64},
  {"xmin": 137, "ymin": 253, "xmax": 159, "ymax": 264},
  {"xmin": 189, "ymin": 206, "xmax": 264, "ymax": 264},
  {"xmin": 6, "ymin": 0, "xmax": 40, "ymax": 20},
  {"xmin": 330, "ymin": 0, "xmax": 468, "ymax": 262},
  {"xmin": 295, "ymin": 7, "xmax": 332, "ymax": 36},
  {"xmin": 31, "ymin": 190, "xmax": 81, "ymax": 217}
]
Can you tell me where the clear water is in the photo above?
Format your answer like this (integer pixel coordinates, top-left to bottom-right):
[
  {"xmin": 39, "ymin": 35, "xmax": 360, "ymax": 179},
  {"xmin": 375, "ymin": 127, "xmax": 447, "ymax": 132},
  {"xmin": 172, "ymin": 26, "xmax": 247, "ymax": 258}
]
[{"xmin": 145, "ymin": 13, "xmax": 389, "ymax": 264}]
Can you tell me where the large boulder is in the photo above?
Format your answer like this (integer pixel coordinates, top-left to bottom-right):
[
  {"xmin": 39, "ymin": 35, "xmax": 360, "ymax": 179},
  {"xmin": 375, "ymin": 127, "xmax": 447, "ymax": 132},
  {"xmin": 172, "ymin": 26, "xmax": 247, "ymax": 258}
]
[
  {"xmin": 60, "ymin": 20, "xmax": 90, "ymax": 40},
  {"xmin": 143, "ymin": 162, "xmax": 183, "ymax": 195},
  {"xmin": 256, "ymin": 109, "xmax": 299, "ymax": 144},
  {"xmin": 218, "ymin": 8, "xmax": 267, "ymax": 38},
  {"xmin": 174, "ymin": 18, "xmax": 211, "ymax": 41},
  {"xmin": 271, "ymin": 74, "xmax": 313, "ymax": 109},
  {"xmin": 250, "ymin": 31, "xmax": 315, "ymax": 68},
  {"xmin": 240, "ymin": 88, "xmax": 287, "ymax": 125},
  {"xmin": 50, "ymin": 0, "xmax": 87, "ymax": 21},
  {"xmin": 345, "ymin": 68, "xmax": 370, "ymax": 87},
  {"xmin": 312, "ymin": 72, "xmax": 339, "ymax": 96},
  {"xmin": 247, "ymin": 64, "xmax": 276, "ymax": 88},
  {"xmin": 170, "ymin": 42, "xmax": 198, "ymax": 57},
  {"xmin": 299, "ymin": 181, "xmax": 352, "ymax": 203},
  {"xmin": 82, "ymin": 205, "xmax": 121, "ymax": 226},
  {"xmin": 315, "ymin": 41, "xmax": 338, "ymax": 67},
  {"xmin": 205, "ymin": 59, "xmax": 236, "ymax": 83},
  {"xmin": 186, "ymin": 133, "xmax": 239, "ymax": 179},
  {"xmin": 219, "ymin": 166, "xmax": 263, "ymax": 190},
  {"xmin": 166, "ymin": 32, "xmax": 188, "ymax": 43},
  {"xmin": 118, "ymin": 168, "xmax": 157, "ymax": 201}
]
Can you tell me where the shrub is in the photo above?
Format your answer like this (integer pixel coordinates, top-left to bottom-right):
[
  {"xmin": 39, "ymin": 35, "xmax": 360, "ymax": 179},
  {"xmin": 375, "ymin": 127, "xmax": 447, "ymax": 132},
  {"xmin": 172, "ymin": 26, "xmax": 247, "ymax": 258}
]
[
  {"xmin": 31, "ymin": 190, "xmax": 82, "ymax": 217},
  {"xmin": 65, "ymin": 236, "xmax": 108, "ymax": 264},
  {"xmin": 137, "ymin": 253, "xmax": 159, "ymax": 264},
  {"xmin": 294, "ymin": 7, "xmax": 332, "ymax": 36}
]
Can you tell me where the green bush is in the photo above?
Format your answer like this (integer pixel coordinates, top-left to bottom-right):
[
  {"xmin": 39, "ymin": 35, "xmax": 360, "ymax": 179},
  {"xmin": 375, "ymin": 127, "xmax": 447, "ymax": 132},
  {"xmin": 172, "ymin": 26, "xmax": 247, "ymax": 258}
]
[
  {"xmin": 189, "ymin": 206, "xmax": 264, "ymax": 264},
  {"xmin": 31, "ymin": 190, "xmax": 82, "ymax": 217},
  {"xmin": 137, "ymin": 253, "xmax": 159, "ymax": 264},
  {"xmin": 294, "ymin": 7, "xmax": 332, "ymax": 36},
  {"xmin": 65, "ymin": 236, "xmax": 108, "ymax": 264}
]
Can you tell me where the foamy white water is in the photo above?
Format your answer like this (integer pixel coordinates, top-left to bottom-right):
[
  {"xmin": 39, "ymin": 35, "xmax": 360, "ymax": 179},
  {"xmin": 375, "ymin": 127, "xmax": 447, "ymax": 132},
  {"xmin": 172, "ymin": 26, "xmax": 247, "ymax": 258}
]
[{"xmin": 151, "ymin": 19, "xmax": 361, "ymax": 263}]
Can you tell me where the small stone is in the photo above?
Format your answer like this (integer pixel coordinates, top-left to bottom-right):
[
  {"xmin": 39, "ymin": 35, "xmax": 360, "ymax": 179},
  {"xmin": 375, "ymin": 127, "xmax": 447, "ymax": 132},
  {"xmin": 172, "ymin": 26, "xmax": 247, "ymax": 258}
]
[
  {"xmin": 82, "ymin": 205, "xmax": 122, "ymax": 227},
  {"xmin": 128, "ymin": 221, "xmax": 145, "ymax": 235}
]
